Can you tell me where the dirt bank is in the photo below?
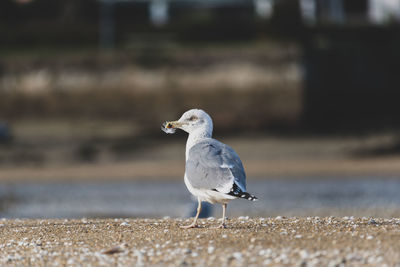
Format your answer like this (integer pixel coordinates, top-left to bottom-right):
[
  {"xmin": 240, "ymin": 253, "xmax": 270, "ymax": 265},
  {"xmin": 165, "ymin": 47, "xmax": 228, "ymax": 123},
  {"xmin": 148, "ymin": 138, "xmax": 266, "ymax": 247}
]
[
  {"xmin": 1, "ymin": 217, "xmax": 399, "ymax": 266},
  {"xmin": 2, "ymin": 133, "xmax": 400, "ymax": 182}
]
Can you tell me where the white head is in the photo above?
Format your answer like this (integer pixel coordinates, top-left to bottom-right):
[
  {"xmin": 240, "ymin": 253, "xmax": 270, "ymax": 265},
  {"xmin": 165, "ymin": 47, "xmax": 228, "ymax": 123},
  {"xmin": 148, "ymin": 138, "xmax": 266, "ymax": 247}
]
[{"xmin": 162, "ymin": 109, "xmax": 213, "ymax": 137}]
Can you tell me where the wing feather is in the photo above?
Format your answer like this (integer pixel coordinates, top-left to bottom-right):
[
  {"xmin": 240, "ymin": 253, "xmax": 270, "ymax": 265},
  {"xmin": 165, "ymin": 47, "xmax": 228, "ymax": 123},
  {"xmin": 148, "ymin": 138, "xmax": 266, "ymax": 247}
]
[{"xmin": 185, "ymin": 139, "xmax": 246, "ymax": 194}]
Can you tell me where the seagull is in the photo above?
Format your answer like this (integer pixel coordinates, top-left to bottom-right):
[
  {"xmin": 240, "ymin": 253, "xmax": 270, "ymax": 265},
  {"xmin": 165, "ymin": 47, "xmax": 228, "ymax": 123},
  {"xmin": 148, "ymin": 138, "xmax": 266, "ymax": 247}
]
[{"xmin": 162, "ymin": 109, "xmax": 257, "ymax": 229}]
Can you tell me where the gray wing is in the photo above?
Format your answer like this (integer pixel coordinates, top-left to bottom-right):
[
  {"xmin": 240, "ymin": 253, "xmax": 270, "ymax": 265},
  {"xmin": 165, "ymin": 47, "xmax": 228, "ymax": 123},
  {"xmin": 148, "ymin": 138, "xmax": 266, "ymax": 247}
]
[{"xmin": 185, "ymin": 139, "xmax": 246, "ymax": 194}]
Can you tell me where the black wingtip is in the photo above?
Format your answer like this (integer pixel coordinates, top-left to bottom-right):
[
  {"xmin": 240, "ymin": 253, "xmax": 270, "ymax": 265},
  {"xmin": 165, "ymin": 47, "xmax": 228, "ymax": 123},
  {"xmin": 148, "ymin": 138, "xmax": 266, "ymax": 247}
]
[
  {"xmin": 228, "ymin": 190, "xmax": 258, "ymax": 201},
  {"xmin": 226, "ymin": 183, "xmax": 258, "ymax": 201},
  {"xmin": 240, "ymin": 192, "xmax": 258, "ymax": 201}
]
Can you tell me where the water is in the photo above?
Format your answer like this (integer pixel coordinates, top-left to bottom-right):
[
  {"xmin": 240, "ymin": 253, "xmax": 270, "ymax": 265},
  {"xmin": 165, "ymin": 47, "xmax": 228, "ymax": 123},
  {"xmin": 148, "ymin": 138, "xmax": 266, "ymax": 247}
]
[{"xmin": 1, "ymin": 177, "xmax": 400, "ymax": 219}]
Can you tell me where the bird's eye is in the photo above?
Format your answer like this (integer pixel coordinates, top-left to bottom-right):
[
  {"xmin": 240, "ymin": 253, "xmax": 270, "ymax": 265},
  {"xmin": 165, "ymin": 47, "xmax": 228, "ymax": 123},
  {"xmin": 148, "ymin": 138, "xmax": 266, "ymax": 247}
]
[{"xmin": 189, "ymin": 115, "xmax": 198, "ymax": 121}]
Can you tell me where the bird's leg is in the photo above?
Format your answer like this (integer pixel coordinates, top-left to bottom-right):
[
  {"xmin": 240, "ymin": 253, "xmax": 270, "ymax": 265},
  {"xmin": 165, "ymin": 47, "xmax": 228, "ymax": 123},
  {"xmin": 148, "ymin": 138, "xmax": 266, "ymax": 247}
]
[
  {"xmin": 181, "ymin": 198, "xmax": 202, "ymax": 229},
  {"xmin": 213, "ymin": 203, "xmax": 227, "ymax": 229}
]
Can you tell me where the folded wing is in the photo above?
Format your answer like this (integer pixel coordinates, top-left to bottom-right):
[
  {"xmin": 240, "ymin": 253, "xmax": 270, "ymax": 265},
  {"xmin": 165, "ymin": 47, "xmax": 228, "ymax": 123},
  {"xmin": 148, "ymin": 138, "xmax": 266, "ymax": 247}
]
[{"xmin": 185, "ymin": 139, "xmax": 246, "ymax": 194}]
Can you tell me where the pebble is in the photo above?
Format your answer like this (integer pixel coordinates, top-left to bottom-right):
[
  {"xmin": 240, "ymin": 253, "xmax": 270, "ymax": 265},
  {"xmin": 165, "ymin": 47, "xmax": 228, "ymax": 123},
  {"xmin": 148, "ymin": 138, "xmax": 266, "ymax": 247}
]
[
  {"xmin": 232, "ymin": 252, "xmax": 243, "ymax": 260},
  {"xmin": 183, "ymin": 248, "xmax": 191, "ymax": 254},
  {"xmin": 263, "ymin": 259, "xmax": 272, "ymax": 265},
  {"xmin": 299, "ymin": 250, "xmax": 309, "ymax": 259}
]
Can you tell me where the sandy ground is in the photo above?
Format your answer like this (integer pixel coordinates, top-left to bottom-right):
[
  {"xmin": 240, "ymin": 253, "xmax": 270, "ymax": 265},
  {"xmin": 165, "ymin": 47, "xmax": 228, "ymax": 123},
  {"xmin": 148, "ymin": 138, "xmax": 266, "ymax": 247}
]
[{"xmin": 1, "ymin": 217, "xmax": 400, "ymax": 266}]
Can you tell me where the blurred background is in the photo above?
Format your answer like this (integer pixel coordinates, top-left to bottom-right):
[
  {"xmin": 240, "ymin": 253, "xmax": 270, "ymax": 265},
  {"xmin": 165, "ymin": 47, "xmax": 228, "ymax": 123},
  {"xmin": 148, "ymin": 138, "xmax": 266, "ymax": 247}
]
[{"xmin": 1, "ymin": 0, "xmax": 400, "ymax": 219}]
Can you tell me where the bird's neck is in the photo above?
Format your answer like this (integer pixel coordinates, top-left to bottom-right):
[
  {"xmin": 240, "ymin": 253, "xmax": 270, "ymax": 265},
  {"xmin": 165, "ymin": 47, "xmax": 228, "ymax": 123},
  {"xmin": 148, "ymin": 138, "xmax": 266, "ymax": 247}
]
[{"xmin": 185, "ymin": 127, "xmax": 212, "ymax": 161}]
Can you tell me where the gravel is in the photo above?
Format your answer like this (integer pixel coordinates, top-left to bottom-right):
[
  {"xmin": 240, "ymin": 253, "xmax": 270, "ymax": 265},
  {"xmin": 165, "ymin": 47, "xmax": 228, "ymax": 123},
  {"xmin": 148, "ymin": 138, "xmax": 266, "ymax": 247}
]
[{"xmin": 0, "ymin": 217, "xmax": 400, "ymax": 266}]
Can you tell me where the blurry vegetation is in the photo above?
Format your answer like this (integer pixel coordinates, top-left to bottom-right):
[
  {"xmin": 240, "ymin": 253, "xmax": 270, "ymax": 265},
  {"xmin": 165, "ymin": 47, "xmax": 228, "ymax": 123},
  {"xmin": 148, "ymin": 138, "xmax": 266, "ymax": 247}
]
[
  {"xmin": 0, "ymin": 42, "xmax": 301, "ymax": 134},
  {"xmin": 75, "ymin": 143, "xmax": 100, "ymax": 162},
  {"xmin": 0, "ymin": 0, "xmax": 302, "ymax": 138}
]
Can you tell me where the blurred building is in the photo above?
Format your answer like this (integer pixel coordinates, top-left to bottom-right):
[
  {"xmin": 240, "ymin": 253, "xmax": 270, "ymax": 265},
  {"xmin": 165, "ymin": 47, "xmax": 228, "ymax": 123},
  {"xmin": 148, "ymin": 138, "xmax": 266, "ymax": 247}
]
[
  {"xmin": 300, "ymin": 0, "xmax": 400, "ymax": 25},
  {"xmin": 299, "ymin": 0, "xmax": 400, "ymax": 130}
]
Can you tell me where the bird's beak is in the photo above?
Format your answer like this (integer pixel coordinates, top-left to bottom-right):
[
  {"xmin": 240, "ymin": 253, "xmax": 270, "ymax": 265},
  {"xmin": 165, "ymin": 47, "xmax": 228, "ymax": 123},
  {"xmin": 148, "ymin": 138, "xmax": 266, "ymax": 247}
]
[{"xmin": 165, "ymin": 121, "xmax": 185, "ymax": 129}]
